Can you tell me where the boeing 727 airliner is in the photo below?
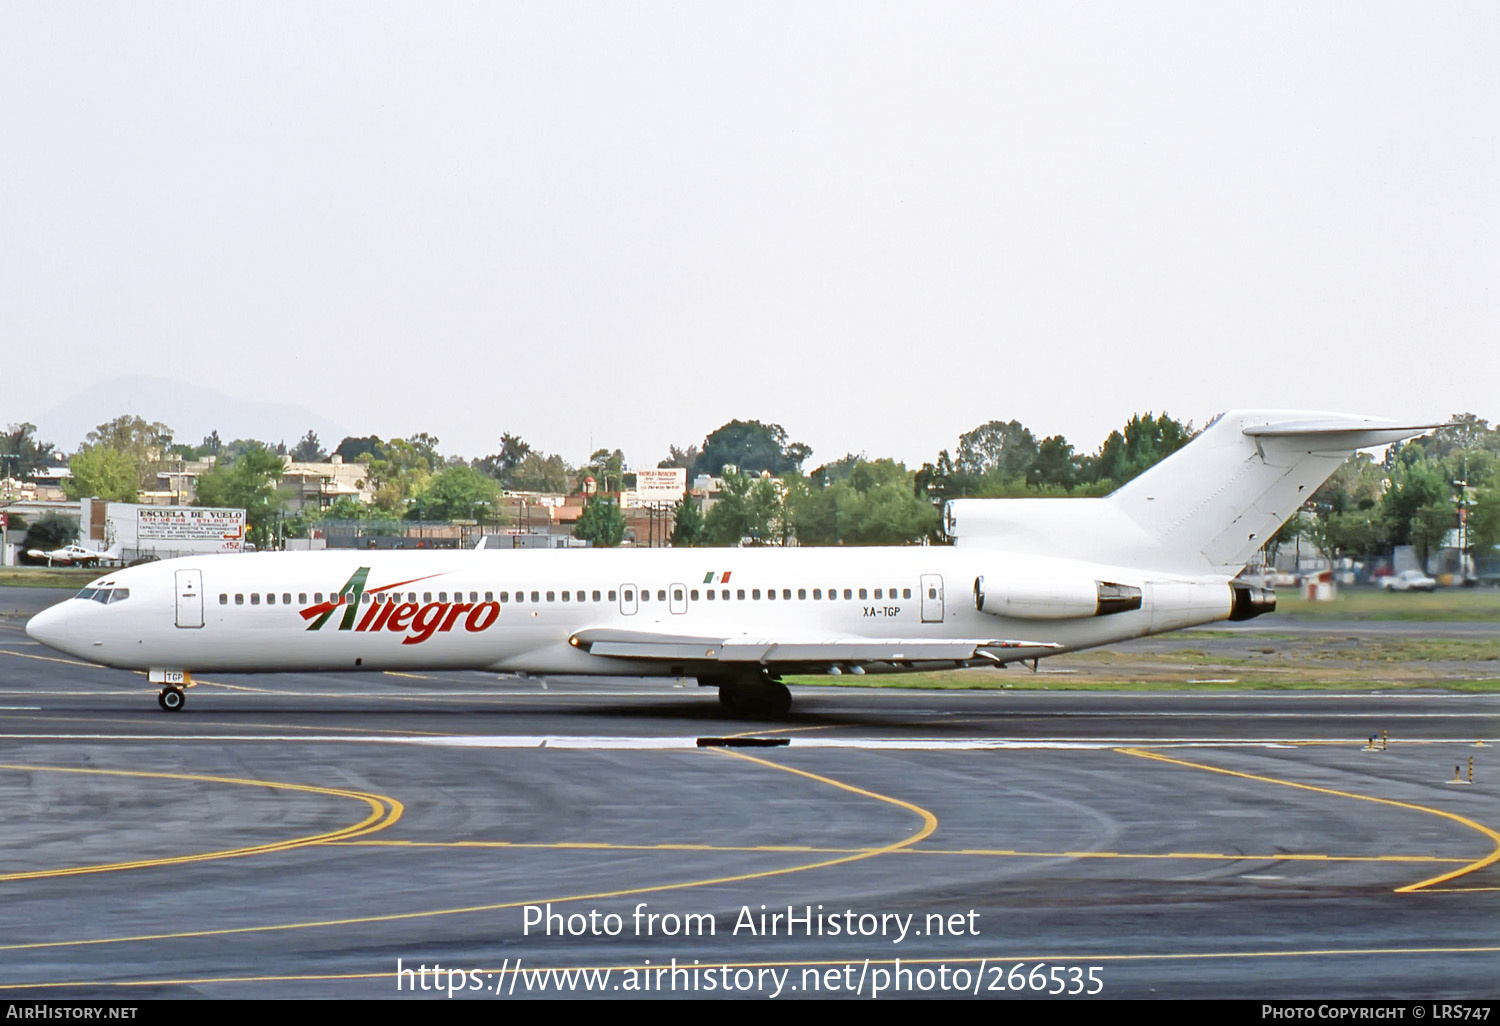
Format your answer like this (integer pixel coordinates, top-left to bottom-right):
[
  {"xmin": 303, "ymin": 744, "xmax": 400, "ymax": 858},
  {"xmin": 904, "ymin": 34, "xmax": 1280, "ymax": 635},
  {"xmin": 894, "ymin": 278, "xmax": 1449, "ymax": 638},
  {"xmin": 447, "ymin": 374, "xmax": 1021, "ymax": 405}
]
[{"xmin": 26, "ymin": 411, "xmax": 1435, "ymax": 715}]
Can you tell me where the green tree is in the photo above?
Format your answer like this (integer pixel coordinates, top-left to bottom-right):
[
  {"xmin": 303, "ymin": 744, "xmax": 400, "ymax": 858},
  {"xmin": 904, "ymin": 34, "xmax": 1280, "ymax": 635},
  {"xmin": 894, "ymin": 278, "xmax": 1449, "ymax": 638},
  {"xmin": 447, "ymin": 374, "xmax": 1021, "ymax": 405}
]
[
  {"xmin": 474, "ymin": 433, "xmax": 535, "ymax": 485},
  {"xmin": 1092, "ymin": 412, "xmax": 1193, "ymax": 486},
  {"xmin": 1380, "ymin": 446, "xmax": 1451, "ymax": 549},
  {"xmin": 406, "ymin": 466, "xmax": 500, "ymax": 522},
  {"xmin": 194, "ymin": 443, "xmax": 286, "ymax": 548},
  {"xmin": 334, "ymin": 435, "xmax": 386, "ymax": 463},
  {"xmin": 1028, "ymin": 435, "xmax": 1080, "ymax": 489},
  {"xmin": 1, "ymin": 422, "xmax": 56, "ymax": 477},
  {"xmin": 291, "ymin": 430, "xmax": 327, "ymax": 463},
  {"xmin": 692, "ymin": 420, "xmax": 810, "ymax": 478},
  {"xmin": 64, "ymin": 446, "xmax": 139, "ymax": 501},
  {"xmin": 954, "ymin": 419, "xmax": 1038, "ymax": 479},
  {"xmin": 583, "ymin": 448, "xmax": 625, "ymax": 495},
  {"xmin": 792, "ymin": 459, "xmax": 938, "ymax": 545},
  {"xmin": 670, "ymin": 497, "xmax": 704, "ymax": 546},
  {"xmin": 23, "ymin": 512, "xmax": 78, "ymax": 552},
  {"xmin": 508, "ymin": 453, "xmax": 572, "ymax": 493},
  {"xmin": 702, "ymin": 469, "xmax": 785, "ymax": 545},
  {"xmin": 573, "ymin": 498, "xmax": 626, "ymax": 547},
  {"xmin": 83, "ymin": 414, "xmax": 175, "ymax": 490}
]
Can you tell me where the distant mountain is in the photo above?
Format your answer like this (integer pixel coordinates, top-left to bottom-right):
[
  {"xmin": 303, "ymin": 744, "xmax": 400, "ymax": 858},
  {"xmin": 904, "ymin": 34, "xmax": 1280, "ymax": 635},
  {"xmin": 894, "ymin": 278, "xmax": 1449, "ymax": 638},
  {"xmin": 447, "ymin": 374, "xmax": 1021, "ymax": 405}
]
[{"xmin": 32, "ymin": 376, "xmax": 350, "ymax": 454}]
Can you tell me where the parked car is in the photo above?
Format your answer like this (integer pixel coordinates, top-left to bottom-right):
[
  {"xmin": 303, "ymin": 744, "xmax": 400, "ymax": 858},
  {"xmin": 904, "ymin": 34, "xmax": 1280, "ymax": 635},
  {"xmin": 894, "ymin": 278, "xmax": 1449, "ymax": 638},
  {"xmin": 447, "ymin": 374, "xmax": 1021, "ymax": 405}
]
[{"xmin": 1378, "ymin": 569, "xmax": 1438, "ymax": 592}]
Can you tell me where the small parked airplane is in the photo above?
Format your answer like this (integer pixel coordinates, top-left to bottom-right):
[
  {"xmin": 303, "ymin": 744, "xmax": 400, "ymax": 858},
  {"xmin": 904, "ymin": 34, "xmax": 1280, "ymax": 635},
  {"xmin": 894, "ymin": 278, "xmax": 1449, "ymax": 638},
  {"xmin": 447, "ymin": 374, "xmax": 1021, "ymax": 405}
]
[
  {"xmin": 25, "ymin": 542, "xmax": 123, "ymax": 567},
  {"xmin": 26, "ymin": 411, "xmax": 1436, "ymax": 715}
]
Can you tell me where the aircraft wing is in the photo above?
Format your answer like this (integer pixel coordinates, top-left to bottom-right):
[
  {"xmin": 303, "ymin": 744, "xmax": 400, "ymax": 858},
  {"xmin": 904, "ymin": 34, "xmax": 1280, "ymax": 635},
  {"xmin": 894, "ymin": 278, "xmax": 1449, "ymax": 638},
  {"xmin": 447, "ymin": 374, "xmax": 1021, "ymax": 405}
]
[{"xmin": 569, "ymin": 628, "xmax": 1061, "ymax": 666}]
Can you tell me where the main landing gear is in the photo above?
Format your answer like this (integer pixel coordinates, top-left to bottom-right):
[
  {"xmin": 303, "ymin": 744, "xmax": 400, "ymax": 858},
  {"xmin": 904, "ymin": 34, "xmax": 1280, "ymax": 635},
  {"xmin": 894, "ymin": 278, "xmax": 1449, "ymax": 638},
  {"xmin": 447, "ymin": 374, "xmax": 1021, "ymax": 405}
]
[
  {"xmin": 158, "ymin": 687, "xmax": 186, "ymax": 712},
  {"xmin": 703, "ymin": 672, "xmax": 792, "ymax": 718}
]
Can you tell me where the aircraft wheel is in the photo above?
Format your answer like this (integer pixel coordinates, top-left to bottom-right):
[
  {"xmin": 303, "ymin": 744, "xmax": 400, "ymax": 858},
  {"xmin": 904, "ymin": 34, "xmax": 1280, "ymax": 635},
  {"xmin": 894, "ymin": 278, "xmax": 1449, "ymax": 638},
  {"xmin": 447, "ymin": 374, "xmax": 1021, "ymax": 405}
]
[
  {"xmin": 158, "ymin": 687, "xmax": 186, "ymax": 712},
  {"xmin": 716, "ymin": 677, "xmax": 791, "ymax": 719},
  {"xmin": 762, "ymin": 680, "xmax": 792, "ymax": 717}
]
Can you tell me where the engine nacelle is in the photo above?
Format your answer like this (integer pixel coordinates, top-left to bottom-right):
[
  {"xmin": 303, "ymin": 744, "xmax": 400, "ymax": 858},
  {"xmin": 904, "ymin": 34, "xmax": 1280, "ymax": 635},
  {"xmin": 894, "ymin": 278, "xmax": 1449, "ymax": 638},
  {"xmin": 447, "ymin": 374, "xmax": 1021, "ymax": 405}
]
[{"xmin": 974, "ymin": 575, "xmax": 1142, "ymax": 620}]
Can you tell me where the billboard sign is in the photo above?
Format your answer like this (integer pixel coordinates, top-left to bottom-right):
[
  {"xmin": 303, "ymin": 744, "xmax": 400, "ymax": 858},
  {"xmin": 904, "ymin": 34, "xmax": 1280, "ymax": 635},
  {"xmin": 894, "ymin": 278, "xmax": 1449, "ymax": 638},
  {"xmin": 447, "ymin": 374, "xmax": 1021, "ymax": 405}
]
[
  {"xmin": 136, "ymin": 507, "xmax": 247, "ymax": 551},
  {"xmin": 634, "ymin": 468, "xmax": 687, "ymax": 504}
]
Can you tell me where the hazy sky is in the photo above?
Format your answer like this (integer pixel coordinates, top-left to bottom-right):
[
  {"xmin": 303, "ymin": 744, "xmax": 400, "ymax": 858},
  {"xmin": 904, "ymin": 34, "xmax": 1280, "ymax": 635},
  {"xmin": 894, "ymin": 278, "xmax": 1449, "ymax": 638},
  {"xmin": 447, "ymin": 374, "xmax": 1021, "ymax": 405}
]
[{"xmin": 3, "ymin": 3, "xmax": 1495, "ymax": 467}]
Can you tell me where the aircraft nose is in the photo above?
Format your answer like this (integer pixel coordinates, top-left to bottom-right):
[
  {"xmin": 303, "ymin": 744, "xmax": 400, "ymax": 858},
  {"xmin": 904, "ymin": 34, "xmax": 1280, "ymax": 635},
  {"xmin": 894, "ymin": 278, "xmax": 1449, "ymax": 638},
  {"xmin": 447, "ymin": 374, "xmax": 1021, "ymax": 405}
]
[{"xmin": 26, "ymin": 603, "xmax": 71, "ymax": 653}]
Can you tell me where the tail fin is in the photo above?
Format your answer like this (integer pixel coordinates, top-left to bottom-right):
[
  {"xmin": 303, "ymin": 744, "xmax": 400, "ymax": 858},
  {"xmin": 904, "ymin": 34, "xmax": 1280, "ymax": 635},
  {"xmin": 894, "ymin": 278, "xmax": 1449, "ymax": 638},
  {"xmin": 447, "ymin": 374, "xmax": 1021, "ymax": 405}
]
[{"xmin": 948, "ymin": 410, "xmax": 1441, "ymax": 577}]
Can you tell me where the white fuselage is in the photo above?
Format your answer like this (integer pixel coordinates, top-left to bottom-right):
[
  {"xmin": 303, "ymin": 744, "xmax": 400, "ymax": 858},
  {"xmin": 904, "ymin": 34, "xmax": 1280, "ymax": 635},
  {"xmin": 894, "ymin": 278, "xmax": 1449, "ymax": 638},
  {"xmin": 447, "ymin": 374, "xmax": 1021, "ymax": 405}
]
[{"xmin": 28, "ymin": 547, "xmax": 1235, "ymax": 677}]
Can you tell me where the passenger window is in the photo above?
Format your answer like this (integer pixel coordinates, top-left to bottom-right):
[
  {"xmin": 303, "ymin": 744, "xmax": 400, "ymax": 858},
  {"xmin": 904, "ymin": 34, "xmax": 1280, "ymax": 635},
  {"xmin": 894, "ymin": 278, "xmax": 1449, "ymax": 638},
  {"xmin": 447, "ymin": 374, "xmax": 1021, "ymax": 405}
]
[
  {"xmin": 283, "ymin": 593, "xmax": 291, "ymax": 605},
  {"xmin": 752, "ymin": 589, "xmax": 761, "ymax": 600},
  {"xmin": 499, "ymin": 592, "xmax": 509, "ymax": 602},
  {"xmin": 798, "ymin": 589, "xmax": 806, "ymax": 600},
  {"xmin": 530, "ymin": 591, "xmax": 539, "ymax": 603},
  {"xmin": 219, "ymin": 594, "xmax": 228, "ymax": 605},
  {"xmin": 609, "ymin": 590, "xmax": 617, "ymax": 601},
  {"xmin": 546, "ymin": 591, "xmax": 555, "ymax": 602},
  {"xmin": 722, "ymin": 589, "xmax": 730, "ymax": 600},
  {"xmin": 362, "ymin": 594, "xmax": 371, "ymax": 603},
  {"xmin": 689, "ymin": 589, "xmax": 698, "ymax": 601},
  {"xmin": 737, "ymin": 589, "xmax": 745, "ymax": 600},
  {"xmin": 250, "ymin": 594, "xmax": 260, "ymax": 605},
  {"xmin": 561, "ymin": 591, "xmax": 570, "ymax": 602},
  {"xmin": 299, "ymin": 593, "xmax": 307, "ymax": 604},
  {"xmin": 592, "ymin": 590, "xmax": 601, "ymax": 602},
  {"xmin": 928, "ymin": 588, "xmax": 937, "ymax": 599},
  {"xmin": 641, "ymin": 590, "xmax": 650, "ymax": 602},
  {"xmin": 313, "ymin": 593, "xmax": 322, "ymax": 603},
  {"xmin": 657, "ymin": 589, "xmax": 666, "ymax": 602},
  {"xmin": 859, "ymin": 588, "xmax": 868, "ymax": 600},
  {"xmin": 623, "ymin": 589, "xmax": 633, "ymax": 602},
  {"xmin": 874, "ymin": 589, "xmax": 882, "ymax": 600},
  {"xmin": 423, "ymin": 593, "xmax": 431, "ymax": 603},
  {"xmin": 782, "ymin": 589, "xmax": 791, "ymax": 600},
  {"xmin": 903, "ymin": 588, "xmax": 912, "ymax": 599},
  {"xmin": 813, "ymin": 589, "xmax": 821, "ymax": 600},
  {"xmin": 766, "ymin": 589, "xmax": 775, "ymax": 601},
  {"xmin": 706, "ymin": 590, "xmax": 716, "ymax": 601},
  {"xmin": 484, "ymin": 592, "xmax": 492, "ymax": 602},
  {"xmin": 266, "ymin": 594, "xmax": 276, "ymax": 605},
  {"xmin": 673, "ymin": 588, "xmax": 684, "ymax": 601},
  {"xmin": 843, "ymin": 589, "xmax": 852, "ymax": 600}
]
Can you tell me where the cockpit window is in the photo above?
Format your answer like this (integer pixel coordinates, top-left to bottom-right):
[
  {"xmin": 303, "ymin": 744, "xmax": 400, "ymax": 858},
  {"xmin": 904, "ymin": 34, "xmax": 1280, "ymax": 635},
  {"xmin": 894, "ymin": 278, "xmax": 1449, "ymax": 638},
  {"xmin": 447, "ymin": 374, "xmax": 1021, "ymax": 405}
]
[{"xmin": 77, "ymin": 587, "xmax": 129, "ymax": 604}]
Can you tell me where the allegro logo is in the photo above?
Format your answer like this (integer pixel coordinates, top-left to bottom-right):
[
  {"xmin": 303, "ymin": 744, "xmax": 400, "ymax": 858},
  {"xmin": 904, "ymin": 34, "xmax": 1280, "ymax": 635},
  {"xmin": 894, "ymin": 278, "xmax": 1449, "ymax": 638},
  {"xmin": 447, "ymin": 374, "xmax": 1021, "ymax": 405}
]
[{"xmin": 299, "ymin": 568, "xmax": 500, "ymax": 645}]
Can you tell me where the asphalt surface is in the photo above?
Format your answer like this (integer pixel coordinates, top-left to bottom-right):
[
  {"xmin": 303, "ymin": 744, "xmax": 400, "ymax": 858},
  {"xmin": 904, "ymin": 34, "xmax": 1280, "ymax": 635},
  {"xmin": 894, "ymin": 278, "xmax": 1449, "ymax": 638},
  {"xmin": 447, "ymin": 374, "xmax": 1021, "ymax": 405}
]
[{"xmin": 0, "ymin": 587, "xmax": 1496, "ymax": 1000}]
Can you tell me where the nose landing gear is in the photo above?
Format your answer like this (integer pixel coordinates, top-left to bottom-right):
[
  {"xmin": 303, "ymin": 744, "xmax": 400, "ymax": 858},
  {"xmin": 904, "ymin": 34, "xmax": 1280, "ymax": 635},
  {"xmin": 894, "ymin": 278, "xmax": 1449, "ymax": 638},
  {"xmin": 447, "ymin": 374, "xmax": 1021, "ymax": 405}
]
[
  {"xmin": 149, "ymin": 670, "xmax": 193, "ymax": 712},
  {"xmin": 158, "ymin": 687, "xmax": 186, "ymax": 712}
]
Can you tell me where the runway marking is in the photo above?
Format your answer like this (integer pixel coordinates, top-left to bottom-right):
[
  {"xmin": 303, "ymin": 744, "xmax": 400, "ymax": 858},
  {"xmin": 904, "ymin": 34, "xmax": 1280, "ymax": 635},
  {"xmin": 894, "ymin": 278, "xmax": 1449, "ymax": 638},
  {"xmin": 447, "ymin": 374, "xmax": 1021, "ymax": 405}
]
[
  {"xmin": 0, "ymin": 648, "xmax": 98, "ymax": 668},
  {"xmin": 0, "ymin": 732, "xmax": 1487, "ymax": 750},
  {"xmin": 0, "ymin": 712, "xmax": 459, "ymax": 738},
  {"xmin": 6, "ymin": 943, "xmax": 1500, "ymax": 992},
  {"xmin": 0, "ymin": 748, "xmax": 937, "ymax": 953},
  {"xmin": 330, "ymin": 838, "xmax": 1466, "ymax": 864},
  {"xmin": 1119, "ymin": 748, "xmax": 1500, "ymax": 893},
  {"xmin": 384, "ymin": 672, "xmax": 436, "ymax": 680},
  {"xmin": 0, "ymin": 764, "xmax": 402, "ymax": 883}
]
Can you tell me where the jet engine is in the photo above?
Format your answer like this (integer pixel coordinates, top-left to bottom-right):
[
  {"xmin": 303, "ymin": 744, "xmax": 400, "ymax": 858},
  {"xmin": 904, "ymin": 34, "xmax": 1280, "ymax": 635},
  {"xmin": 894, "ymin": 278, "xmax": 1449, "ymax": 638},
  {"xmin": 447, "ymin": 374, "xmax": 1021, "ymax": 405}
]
[{"xmin": 974, "ymin": 575, "xmax": 1143, "ymax": 620}]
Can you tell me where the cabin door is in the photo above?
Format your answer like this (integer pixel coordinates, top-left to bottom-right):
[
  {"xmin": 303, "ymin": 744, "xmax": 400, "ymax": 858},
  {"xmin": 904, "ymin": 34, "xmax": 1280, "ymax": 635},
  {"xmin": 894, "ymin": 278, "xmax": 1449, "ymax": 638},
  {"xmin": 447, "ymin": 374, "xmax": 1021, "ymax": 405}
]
[
  {"xmin": 175, "ymin": 569, "xmax": 204, "ymax": 628},
  {"xmin": 920, "ymin": 574, "xmax": 944, "ymax": 623}
]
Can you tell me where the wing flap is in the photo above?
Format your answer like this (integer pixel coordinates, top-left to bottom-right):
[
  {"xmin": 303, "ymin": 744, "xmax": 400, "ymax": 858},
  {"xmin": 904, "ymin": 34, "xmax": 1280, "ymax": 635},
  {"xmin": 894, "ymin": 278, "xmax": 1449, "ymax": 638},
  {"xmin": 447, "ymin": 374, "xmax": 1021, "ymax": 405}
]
[{"xmin": 570, "ymin": 629, "xmax": 1060, "ymax": 665}]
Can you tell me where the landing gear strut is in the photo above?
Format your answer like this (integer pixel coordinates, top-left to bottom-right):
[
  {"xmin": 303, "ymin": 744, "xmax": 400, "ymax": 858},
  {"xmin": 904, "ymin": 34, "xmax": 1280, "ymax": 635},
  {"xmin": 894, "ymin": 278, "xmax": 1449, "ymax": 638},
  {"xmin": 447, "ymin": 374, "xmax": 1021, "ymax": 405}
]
[
  {"xmin": 705, "ymin": 672, "xmax": 792, "ymax": 718},
  {"xmin": 157, "ymin": 687, "xmax": 186, "ymax": 712}
]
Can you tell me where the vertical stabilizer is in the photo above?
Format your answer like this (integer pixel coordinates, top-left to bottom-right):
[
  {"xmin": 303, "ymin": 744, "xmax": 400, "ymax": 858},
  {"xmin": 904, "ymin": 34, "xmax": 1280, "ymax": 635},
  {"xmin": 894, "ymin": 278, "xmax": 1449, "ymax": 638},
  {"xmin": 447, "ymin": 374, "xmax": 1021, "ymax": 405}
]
[{"xmin": 948, "ymin": 410, "xmax": 1441, "ymax": 577}]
